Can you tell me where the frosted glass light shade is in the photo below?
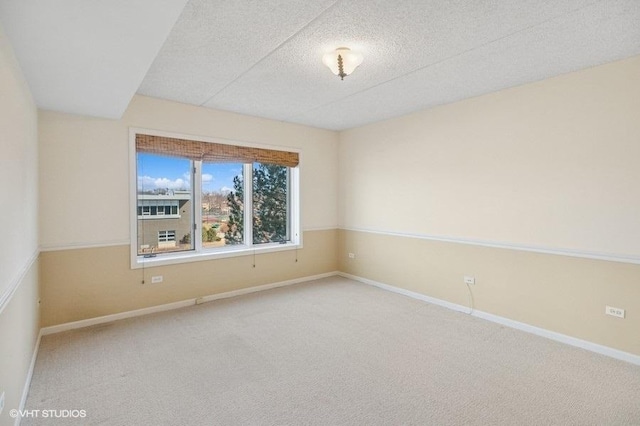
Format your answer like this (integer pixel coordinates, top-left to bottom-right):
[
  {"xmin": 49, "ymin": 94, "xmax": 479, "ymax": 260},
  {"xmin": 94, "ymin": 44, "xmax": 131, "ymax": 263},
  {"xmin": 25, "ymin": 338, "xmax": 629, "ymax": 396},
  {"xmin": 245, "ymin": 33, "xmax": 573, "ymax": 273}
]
[{"xmin": 322, "ymin": 47, "xmax": 363, "ymax": 79}]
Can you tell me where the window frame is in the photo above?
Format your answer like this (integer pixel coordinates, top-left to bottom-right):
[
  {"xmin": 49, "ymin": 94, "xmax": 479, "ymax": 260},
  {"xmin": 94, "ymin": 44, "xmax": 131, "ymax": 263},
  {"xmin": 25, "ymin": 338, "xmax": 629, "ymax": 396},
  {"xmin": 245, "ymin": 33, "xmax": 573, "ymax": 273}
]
[{"xmin": 129, "ymin": 128, "xmax": 301, "ymax": 269}]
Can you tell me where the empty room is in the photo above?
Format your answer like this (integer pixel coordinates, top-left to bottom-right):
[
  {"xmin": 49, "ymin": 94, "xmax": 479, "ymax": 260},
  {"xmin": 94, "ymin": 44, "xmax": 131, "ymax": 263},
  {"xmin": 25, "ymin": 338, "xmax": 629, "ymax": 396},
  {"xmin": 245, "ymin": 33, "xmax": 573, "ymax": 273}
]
[{"xmin": 1, "ymin": 1, "xmax": 640, "ymax": 425}]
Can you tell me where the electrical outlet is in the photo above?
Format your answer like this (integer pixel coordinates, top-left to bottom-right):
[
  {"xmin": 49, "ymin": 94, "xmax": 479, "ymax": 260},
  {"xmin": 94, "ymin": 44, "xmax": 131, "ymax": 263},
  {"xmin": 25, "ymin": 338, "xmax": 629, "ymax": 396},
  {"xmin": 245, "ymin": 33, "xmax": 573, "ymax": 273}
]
[
  {"xmin": 0, "ymin": 391, "xmax": 5, "ymax": 416},
  {"xmin": 605, "ymin": 306, "xmax": 625, "ymax": 318},
  {"xmin": 348, "ymin": 253, "xmax": 356, "ymax": 259},
  {"xmin": 151, "ymin": 276, "xmax": 163, "ymax": 284},
  {"xmin": 464, "ymin": 276, "xmax": 475, "ymax": 285}
]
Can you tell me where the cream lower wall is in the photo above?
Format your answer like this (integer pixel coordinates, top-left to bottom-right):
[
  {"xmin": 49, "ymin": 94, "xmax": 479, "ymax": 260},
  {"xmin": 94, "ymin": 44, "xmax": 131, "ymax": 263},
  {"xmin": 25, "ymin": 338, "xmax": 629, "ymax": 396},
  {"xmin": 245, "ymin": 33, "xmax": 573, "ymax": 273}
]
[
  {"xmin": 40, "ymin": 230, "xmax": 337, "ymax": 327},
  {"xmin": 0, "ymin": 260, "xmax": 39, "ymax": 426},
  {"xmin": 339, "ymin": 229, "xmax": 640, "ymax": 356}
]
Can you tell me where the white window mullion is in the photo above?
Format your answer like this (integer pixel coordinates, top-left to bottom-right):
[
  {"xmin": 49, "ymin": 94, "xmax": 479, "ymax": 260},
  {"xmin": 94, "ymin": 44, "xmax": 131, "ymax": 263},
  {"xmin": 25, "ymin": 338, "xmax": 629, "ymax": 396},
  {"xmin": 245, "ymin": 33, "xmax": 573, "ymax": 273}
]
[
  {"xmin": 193, "ymin": 160, "xmax": 203, "ymax": 252},
  {"xmin": 286, "ymin": 168, "xmax": 291, "ymax": 242},
  {"xmin": 290, "ymin": 167, "xmax": 300, "ymax": 245},
  {"xmin": 243, "ymin": 163, "xmax": 253, "ymax": 247}
]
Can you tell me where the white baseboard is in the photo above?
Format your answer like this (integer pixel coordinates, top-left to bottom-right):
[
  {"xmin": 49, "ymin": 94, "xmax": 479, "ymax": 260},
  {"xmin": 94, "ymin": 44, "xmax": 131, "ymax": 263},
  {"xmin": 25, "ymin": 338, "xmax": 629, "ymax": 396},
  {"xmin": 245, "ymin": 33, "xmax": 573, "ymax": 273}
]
[
  {"xmin": 196, "ymin": 272, "xmax": 337, "ymax": 304},
  {"xmin": 41, "ymin": 300, "xmax": 194, "ymax": 336},
  {"xmin": 338, "ymin": 272, "xmax": 640, "ymax": 366},
  {"xmin": 16, "ymin": 329, "xmax": 42, "ymax": 426},
  {"xmin": 27, "ymin": 268, "xmax": 639, "ymax": 421},
  {"xmin": 41, "ymin": 271, "xmax": 339, "ymax": 336}
]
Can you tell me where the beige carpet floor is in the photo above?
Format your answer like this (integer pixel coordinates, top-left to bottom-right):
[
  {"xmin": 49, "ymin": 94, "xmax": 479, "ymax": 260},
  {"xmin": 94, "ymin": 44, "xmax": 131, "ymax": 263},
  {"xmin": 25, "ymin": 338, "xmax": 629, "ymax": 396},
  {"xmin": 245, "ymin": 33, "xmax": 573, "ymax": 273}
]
[{"xmin": 24, "ymin": 276, "xmax": 640, "ymax": 425}]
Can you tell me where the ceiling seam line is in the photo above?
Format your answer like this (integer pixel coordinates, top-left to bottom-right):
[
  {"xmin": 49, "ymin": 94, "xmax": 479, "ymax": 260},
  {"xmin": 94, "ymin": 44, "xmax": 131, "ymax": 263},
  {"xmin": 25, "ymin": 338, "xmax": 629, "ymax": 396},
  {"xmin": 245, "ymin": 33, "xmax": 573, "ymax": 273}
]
[
  {"xmin": 293, "ymin": 0, "xmax": 605, "ymax": 119},
  {"xmin": 198, "ymin": 0, "xmax": 343, "ymax": 107}
]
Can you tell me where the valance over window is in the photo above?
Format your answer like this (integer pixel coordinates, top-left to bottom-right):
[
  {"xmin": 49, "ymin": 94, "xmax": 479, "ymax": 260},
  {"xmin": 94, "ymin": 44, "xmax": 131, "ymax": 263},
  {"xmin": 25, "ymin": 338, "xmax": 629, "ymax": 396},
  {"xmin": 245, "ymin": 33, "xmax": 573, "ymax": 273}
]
[{"xmin": 135, "ymin": 134, "xmax": 299, "ymax": 167}]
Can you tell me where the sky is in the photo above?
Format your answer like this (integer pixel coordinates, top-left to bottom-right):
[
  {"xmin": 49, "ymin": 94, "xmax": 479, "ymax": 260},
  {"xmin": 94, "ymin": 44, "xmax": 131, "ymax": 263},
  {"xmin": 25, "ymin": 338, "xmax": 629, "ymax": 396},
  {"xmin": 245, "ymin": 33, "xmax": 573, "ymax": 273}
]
[{"xmin": 137, "ymin": 153, "xmax": 242, "ymax": 193}]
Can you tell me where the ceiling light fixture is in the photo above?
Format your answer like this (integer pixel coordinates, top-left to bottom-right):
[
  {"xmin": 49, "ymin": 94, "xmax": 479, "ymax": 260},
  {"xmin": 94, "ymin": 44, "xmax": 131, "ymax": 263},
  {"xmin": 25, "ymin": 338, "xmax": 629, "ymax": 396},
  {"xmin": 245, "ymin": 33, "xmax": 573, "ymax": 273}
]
[{"xmin": 322, "ymin": 47, "xmax": 363, "ymax": 80}]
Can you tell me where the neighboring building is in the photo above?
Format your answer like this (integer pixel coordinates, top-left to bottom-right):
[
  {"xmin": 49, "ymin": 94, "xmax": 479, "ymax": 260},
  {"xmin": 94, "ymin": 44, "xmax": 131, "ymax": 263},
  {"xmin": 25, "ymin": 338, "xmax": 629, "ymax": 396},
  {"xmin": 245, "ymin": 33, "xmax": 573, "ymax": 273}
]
[{"xmin": 137, "ymin": 190, "xmax": 192, "ymax": 254}]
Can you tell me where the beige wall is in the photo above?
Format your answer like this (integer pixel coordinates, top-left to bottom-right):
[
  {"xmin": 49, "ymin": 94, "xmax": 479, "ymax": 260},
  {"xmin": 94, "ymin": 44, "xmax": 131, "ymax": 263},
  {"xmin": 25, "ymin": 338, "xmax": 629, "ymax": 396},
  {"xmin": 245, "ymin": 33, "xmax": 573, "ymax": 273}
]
[
  {"xmin": 38, "ymin": 97, "xmax": 339, "ymax": 326},
  {"xmin": 339, "ymin": 56, "xmax": 640, "ymax": 258},
  {"xmin": 40, "ymin": 230, "xmax": 336, "ymax": 326},
  {"xmin": 0, "ymin": 26, "xmax": 38, "ymax": 302},
  {"xmin": 0, "ymin": 25, "xmax": 40, "ymax": 426},
  {"xmin": 338, "ymin": 56, "xmax": 640, "ymax": 356},
  {"xmin": 0, "ymin": 262, "xmax": 39, "ymax": 426},
  {"xmin": 39, "ymin": 95, "xmax": 338, "ymax": 249},
  {"xmin": 339, "ymin": 230, "xmax": 640, "ymax": 355}
]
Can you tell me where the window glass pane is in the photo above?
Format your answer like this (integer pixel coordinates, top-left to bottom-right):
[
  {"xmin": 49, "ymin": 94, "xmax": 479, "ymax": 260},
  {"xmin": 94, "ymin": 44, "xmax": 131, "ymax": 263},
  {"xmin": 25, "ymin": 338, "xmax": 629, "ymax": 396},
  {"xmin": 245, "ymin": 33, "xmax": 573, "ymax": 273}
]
[
  {"xmin": 202, "ymin": 162, "xmax": 243, "ymax": 247},
  {"xmin": 252, "ymin": 162, "xmax": 289, "ymax": 244},
  {"xmin": 137, "ymin": 153, "xmax": 194, "ymax": 255}
]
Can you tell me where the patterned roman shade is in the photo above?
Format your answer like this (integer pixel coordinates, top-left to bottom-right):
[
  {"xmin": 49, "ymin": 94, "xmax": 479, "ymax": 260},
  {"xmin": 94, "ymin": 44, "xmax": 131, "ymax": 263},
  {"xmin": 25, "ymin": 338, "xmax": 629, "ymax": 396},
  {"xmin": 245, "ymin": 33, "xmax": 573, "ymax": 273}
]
[{"xmin": 136, "ymin": 134, "xmax": 299, "ymax": 167}]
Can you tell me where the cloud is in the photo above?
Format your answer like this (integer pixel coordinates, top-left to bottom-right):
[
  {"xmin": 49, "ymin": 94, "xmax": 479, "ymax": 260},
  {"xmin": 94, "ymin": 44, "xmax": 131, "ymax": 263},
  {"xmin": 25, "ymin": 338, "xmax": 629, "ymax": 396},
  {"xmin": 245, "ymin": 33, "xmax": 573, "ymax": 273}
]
[
  {"xmin": 138, "ymin": 175, "xmax": 190, "ymax": 190},
  {"xmin": 202, "ymin": 173, "xmax": 213, "ymax": 183},
  {"xmin": 220, "ymin": 186, "xmax": 233, "ymax": 193}
]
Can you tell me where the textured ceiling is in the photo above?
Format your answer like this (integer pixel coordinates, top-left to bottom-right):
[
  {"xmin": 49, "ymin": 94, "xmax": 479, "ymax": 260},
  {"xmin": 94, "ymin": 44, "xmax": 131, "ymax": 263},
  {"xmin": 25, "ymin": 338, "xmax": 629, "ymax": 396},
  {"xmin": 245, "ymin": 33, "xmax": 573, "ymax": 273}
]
[
  {"xmin": 2, "ymin": 1, "xmax": 640, "ymax": 129},
  {"xmin": 139, "ymin": 0, "xmax": 640, "ymax": 130}
]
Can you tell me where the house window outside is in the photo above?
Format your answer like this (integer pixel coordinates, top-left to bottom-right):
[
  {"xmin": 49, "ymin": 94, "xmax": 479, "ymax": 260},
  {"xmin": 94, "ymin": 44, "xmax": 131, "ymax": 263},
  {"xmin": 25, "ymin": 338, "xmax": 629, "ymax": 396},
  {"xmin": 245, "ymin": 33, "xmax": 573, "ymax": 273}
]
[
  {"xmin": 132, "ymin": 131, "xmax": 300, "ymax": 267},
  {"xmin": 158, "ymin": 230, "xmax": 176, "ymax": 249},
  {"xmin": 138, "ymin": 200, "xmax": 180, "ymax": 218},
  {"xmin": 158, "ymin": 230, "xmax": 176, "ymax": 242}
]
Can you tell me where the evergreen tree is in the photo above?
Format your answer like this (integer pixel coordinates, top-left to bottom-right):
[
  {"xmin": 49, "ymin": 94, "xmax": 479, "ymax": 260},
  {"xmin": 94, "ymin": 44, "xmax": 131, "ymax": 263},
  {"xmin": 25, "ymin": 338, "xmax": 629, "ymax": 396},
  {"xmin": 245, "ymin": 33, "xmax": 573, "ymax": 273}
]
[
  {"xmin": 224, "ymin": 163, "xmax": 288, "ymax": 245},
  {"xmin": 224, "ymin": 174, "xmax": 244, "ymax": 244},
  {"xmin": 253, "ymin": 164, "xmax": 288, "ymax": 243}
]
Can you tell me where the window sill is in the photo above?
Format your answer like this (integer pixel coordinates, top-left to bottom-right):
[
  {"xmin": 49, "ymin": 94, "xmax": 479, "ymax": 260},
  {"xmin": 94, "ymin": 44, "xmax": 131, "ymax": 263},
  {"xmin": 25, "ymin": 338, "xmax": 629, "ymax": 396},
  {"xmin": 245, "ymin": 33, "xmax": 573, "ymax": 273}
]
[
  {"xmin": 137, "ymin": 215, "xmax": 182, "ymax": 220},
  {"xmin": 131, "ymin": 241, "xmax": 302, "ymax": 269}
]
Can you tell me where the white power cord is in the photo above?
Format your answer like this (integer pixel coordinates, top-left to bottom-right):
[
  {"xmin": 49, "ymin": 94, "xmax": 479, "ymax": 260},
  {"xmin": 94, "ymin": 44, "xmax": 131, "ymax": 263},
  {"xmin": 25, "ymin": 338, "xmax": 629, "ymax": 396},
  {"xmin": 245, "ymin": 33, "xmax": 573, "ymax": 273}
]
[{"xmin": 465, "ymin": 281, "xmax": 474, "ymax": 315}]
